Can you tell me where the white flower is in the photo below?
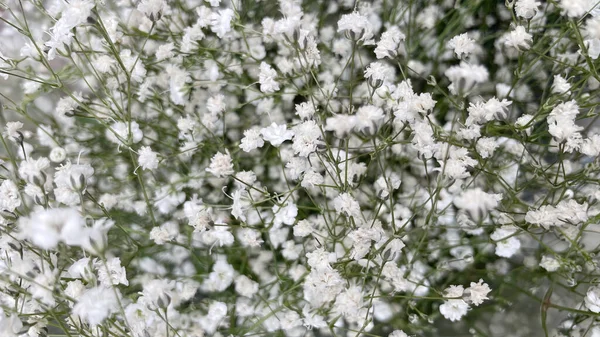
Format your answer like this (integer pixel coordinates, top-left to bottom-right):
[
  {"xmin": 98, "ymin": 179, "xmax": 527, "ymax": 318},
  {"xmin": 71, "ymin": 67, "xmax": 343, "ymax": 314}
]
[
  {"xmin": 49, "ymin": 147, "xmax": 67, "ymax": 163},
  {"xmin": 19, "ymin": 207, "xmax": 85, "ymax": 249},
  {"xmin": 337, "ymin": 11, "xmax": 374, "ymax": 43},
  {"xmin": 138, "ymin": 146, "xmax": 159, "ymax": 171},
  {"xmin": 54, "ymin": 161, "xmax": 95, "ymax": 206},
  {"xmin": 260, "ymin": 123, "xmax": 294, "ymax": 147},
  {"xmin": 234, "ymin": 275, "xmax": 259, "ymax": 297},
  {"xmin": 447, "ymin": 33, "xmax": 476, "ymax": 59},
  {"xmin": 204, "ymin": 259, "xmax": 235, "ymax": 292},
  {"xmin": 292, "ymin": 120, "xmax": 323, "ymax": 157},
  {"xmin": 210, "ymin": 9, "xmax": 234, "ymax": 38},
  {"xmin": 106, "ymin": 121, "xmax": 144, "ymax": 145},
  {"xmin": 206, "ymin": 151, "xmax": 234, "ymax": 177},
  {"xmin": 465, "ymin": 279, "xmax": 491, "ymax": 306},
  {"xmin": 355, "ymin": 105, "xmax": 385, "ymax": 134},
  {"xmin": 4, "ymin": 121, "xmax": 23, "ymax": 140},
  {"xmin": 295, "ymin": 102, "xmax": 316, "ymax": 120},
  {"xmin": 453, "ymin": 188, "xmax": 502, "ymax": 221},
  {"xmin": 240, "ymin": 128, "xmax": 264, "ymax": 152},
  {"xmin": 0, "ymin": 308, "xmax": 22, "ymax": 337},
  {"xmin": 325, "ymin": 114, "xmax": 357, "ymax": 138},
  {"xmin": 552, "ymin": 75, "xmax": 571, "ymax": 94},
  {"xmin": 503, "ymin": 26, "xmax": 533, "ymax": 51},
  {"xmin": 137, "ymin": 0, "xmax": 167, "ymax": 21},
  {"xmin": 586, "ymin": 286, "xmax": 600, "ymax": 313},
  {"xmin": 96, "ymin": 257, "xmax": 129, "ymax": 286},
  {"xmin": 230, "ymin": 189, "xmax": 251, "ymax": 222},
  {"xmin": 273, "ymin": 202, "xmax": 298, "ymax": 226},
  {"xmin": 375, "ymin": 26, "xmax": 405, "ymax": 59},
  {"xmin": 333, "ymin": 193, "xmax": 361, "ymax": 218},
  {"xmin": 364, "ymin": 62, "xmax": 391, "ymax": 87},
  {"xmin": 490, "ymin": 226, "xmax": 521, "ymax": 258},
  {"xmin": 466, "ymin": 97, "xmax": 512, "ymax": 125},
  {"xmin": 515, "ymin": 0, "xmax": 541, "ymax": 19},
  {"xmin": 156, "ymin": 42, "xmax": 175, "ymax": 61},
  {"xmin": 389, "ymin": 330, "xmax": 409, "ymax": 337},
  {"xmin": 440, "ymin": 285, "xmax": 469, "ymax": 322},
  {"xmin": 445, "ymin": 62, "xmax": 489, "ymax": 96},
  {"xmin": 476, "ymin": 137, "xmax": 499, "ymax": 158},
  {"xmin": 237, "ymin": 228, "xmax": 263, "ymax": 247},
  {"xmin": 559, "ymin": 0, "xmax": 600, "ymax": 18},
  {"xmin": 259, "ymin": 62, "xmax": 279, "ymax": 93},
  {"xmin": 72, "ymin": 286, "xmax": 120, "ymax": 326},
  {"xmin": 540, "ymin": 255, "xmax": 561, "ymax": 272},
  {"xmin": 0, "ymin": 180, "xmax": 21, "ymax": 212}
]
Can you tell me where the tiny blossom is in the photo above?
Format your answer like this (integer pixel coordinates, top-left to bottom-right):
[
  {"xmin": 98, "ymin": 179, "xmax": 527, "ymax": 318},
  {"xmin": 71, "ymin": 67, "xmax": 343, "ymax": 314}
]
[
  {"xmin": 454, "ymin": 188, "xmax": 502, "ymax": 221},
  {"xmin": 503, "ymin": 26, "xmax": 533, "ymax": 50},
  {"xmin": 155, "ymin": 42, "xmax": 175, "ymax": 61},
  {"xmin": 4, "ymin": 121, "xmax": 23, "ymax": 140},
  {"xmin": 515, "ymin": 0, "xmax": 541, "ymax": 19},
  {"xmin": 439, "ymin": 285, "xmax": 469, "ymax": 322},
  {"xmin": 540, "ymin": 255, "xmax": 561, "ymax": 272},
  {"xmin": 0, "ymin": 309, "xmax": 22, "ymax": 337},
  {"xmin": 137, "ymin": 0, "xmax": 167, "ymax": 21},
  {"xmin": 355, "ymin": 105, "xmax": 385, "ymax": 134},
  {"xmin": 0, "ymin": 180, "xmax": 21, "ymax": 212},
  {"xmin": 465, "ymin": 279, "xmax": 491, "ymax": 306},
  {"xmin": 325, "ymin": 114, "xmax": 357, "ymax": 137},
  {"xmin": 259, "ymin": 62, "xmax": 280, "ymax": 93},
  {"xmin": 333, "ymin": 193, "xmax": 361, "ymax": 218},
  {"xmin": 559, "ymin": 0, "xmax": 600, "ymax": 18},
  {"xmin": 240, "ymin": 128, "xmax": 264, "ymax": 152},
  {"xmin": 210, "ymin": 9, "xmax": 234, "ymax": 38},
  {"xmin": 375, "ymin": 26, "xmax": 405, "ymax": 59},
  {"xmin": 206, "ymin": 151, "xmax": 235, "ymax": 177},
  {"xmin": 138, "ymin": 146, "xmax": 159, "ymax": 171},
  {"xmin": 106, "ymin": 121, "xmax": 144, "ymax": 145},
  {"xmin": 49, "ymin": 147, "xmax": 67, "ymax": 163},
  {"xmin": 54, "ymin": 161, "xmax": 95, "ymax": 205},
  {"xmin": 292, "ymin": 120, "xmax": 323, "ymax": 157},
  {"xmin": 364, "ymin": 62, "xmax": 391, "ymax": 87},
  {"xmin": 260, "ymin": 123, "xmax": 294, "ymax": 147},
  {"xmin": 97, "ymin": 257, "xmax": 129, "ymax": 286},
  {"xmin": 552, "ymin": 75, "xmax": 571, "ymax": 94},
  {"xmin": 72, "ymin": 286, "xmax": 120, "ymax": 326},
  {"xmin": 490, "ymin": 226, "xmax": 521, "ymax": 258},
  {"xmin": 476, "ymin": 137, "xmax": 500, "ymax": 158},
  {"xmin": 445, "ymin": 62, "xmax": 489, "ymax": 96},
  {"xmin": 447, "ymin": 33, "xmax": 476, "ymax": 58},
  {"xmin": 389, "ymin": 331, "xmax": 409, "ymax": 337},
  {"xmin": 587, "ymin": 286, "xmax": 600, "ymax": 313},
  {"xmin": 337, "ymin": 11, "xmax": 374, "ymax": 43},
  {"xmin": 295, "ymin": 102, "xmax": 316, "ymax": 120}
]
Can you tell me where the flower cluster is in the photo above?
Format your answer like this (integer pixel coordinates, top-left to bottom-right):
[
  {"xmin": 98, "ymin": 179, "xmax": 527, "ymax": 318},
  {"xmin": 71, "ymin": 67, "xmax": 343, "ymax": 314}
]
[{"xmin": 1, "ymin": 0, "xmax": 600, "ymax": 336}]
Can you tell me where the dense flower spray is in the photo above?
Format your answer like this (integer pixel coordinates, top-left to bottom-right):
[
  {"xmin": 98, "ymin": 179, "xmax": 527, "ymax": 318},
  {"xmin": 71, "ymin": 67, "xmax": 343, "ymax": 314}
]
[{"xmin": 1, "ymin": 0, "xmax": 600, "ymax": 336}]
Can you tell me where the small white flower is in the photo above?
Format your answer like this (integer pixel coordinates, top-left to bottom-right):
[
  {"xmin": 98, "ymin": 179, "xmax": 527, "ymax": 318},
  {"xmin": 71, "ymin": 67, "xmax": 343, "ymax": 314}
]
[
  {"xmin": 333, "ymin": 193, "xmax": 361, "ymax": 218},
  {"xmin": 260, "ymin": 123, "xmax": 294, "ymax": 147},
  {"xmin": 72, "ymin": 286, "xmax": 120, "ymax": 326},
  {"xmin": 504, "ymin": 26, "xmax": 533, "ymax": 51},
  {"xmin": 439, "ymin": 285, "xmax": 469, "ymax": 322},
  {"xmin": 465, "ymin": 279, "xmax": 491, "ymax": 306},
  {"xmin": 490, "ymin": 226, "xmax": 521, "ymax": 258},
  {"xmin": 586, "ymin": 286, "xmax": 600, "ymax": 313},
  {"xmin": 515, "ymin": 0, "xmax": 541, "ymax": 19},
  {"xmin": 137, "ymin": 0, "xmax": 167, "ymax": 21},
  {"xmin": 447, "ymin": 33, "xmax": 476, "ymax": 59},
  {"xmin": 259, "ymin": 62, "xmax": 279, "ymax": 93},
  {"xmin": 540, "ymin": 255, "xmax": 561, "ymax": 272},
  {"xmin": 206, "ymin": 151, "xmax": 234, "ymax": 177},
  {"xmin": 138, "ymin": 146, "xmax": 159, "ymax": 171}
]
